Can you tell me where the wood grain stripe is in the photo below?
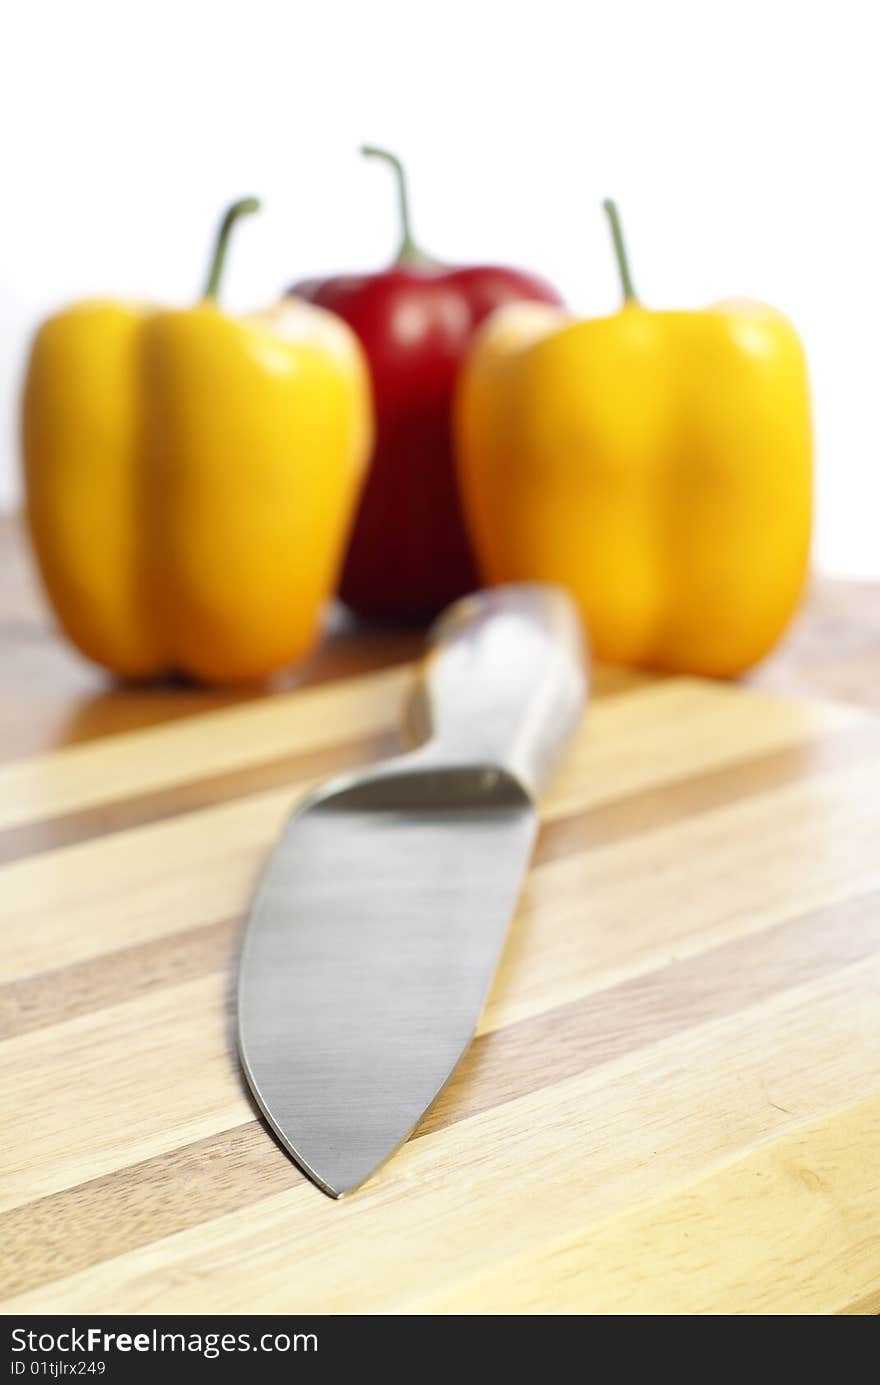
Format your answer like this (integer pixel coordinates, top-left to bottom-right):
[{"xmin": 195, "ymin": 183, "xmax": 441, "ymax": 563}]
[
  {"xmin": 0, "ymin": 664, "xmax": 412, "ymax": 832},
  {"xmin": 837, "ymin": 1287, "xmax": 880, "ymax": 1315},
  {"xmin": 534, "ymin": 718, "xmax": 880, "ymax": 865},
  {"xmin": 0, "ymin": 728, "xmax": 399, "ymax": 867},
  {"xmin": 0, "ymin": 1124, "xmax": 299, "ymax": 1300},
  {"xmin": 3, "ymin": 887, "xmax": 877, "ymax": 1298},
  {"xmin": 0, "ymin": 919, "xmax": 240, "ymax": 1041}
]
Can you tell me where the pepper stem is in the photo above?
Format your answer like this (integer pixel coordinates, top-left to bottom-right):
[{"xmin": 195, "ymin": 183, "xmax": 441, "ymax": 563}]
[
  {"xmin": 361, "ymin": 145, "xmax": 433, "ymax": 267},
  {"xmin": 202, "ymin": 197, "xmax": 261, "ymax": 301},
  {"xmin": 602, "ymin": 199, "xmax": 638, "ymax": 304}
]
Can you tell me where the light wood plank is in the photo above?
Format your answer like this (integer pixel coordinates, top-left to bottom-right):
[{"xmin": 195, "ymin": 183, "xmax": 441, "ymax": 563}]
[
  {"xmin": 410, "ymin": 1097, "xmax": 880, "ymax": 1315},
  {"xmin": 0, "ymin": 975, "xmax": 251, "ymax": 1213}
]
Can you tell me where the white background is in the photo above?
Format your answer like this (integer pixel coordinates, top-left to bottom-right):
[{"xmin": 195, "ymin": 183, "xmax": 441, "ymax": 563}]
[{"xmin": 2, "ymin": 0, "xmax": 878, "ymax": 574}]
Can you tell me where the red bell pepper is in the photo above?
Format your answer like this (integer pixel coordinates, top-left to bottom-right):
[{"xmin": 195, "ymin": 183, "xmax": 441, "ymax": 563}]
[{"xmin": 290, "ymin": 147, "xmax": 564, "ymax": 621}]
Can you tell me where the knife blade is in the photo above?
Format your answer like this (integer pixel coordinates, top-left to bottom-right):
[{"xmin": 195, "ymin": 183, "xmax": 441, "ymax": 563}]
[{"xmin": 237, "ymin": 584, "xmax": 588, "ymax": 1198}]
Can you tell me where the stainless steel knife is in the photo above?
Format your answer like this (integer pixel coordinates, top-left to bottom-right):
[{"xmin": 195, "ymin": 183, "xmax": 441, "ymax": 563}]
[{"xmin": 237, "ymin": 584, "xmax": 588, "ymax": 1198}]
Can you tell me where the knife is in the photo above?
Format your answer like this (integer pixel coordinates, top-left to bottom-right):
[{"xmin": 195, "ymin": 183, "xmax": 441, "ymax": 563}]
[{"xmin": 237, "ymin": 584, "xmax": 588, "ymax": 1198}]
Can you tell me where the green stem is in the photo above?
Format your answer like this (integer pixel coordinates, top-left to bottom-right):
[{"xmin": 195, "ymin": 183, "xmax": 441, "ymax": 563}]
[
  {"xmin": 202, "ymin": 197, "xmax": 261, "ymax": 301},
  {"xmin": 361, "ymin": 145, "xmax": 433, "ymax": 266},
  {"xmin": 602, "ymin": 199, "xmax": 638, "ymax": 304}
]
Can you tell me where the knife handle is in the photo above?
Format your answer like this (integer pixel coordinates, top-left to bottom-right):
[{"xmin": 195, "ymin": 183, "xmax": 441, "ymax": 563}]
[{"xmin": 407, "ymin": 584, "xmax": 589, "ymax": 798}]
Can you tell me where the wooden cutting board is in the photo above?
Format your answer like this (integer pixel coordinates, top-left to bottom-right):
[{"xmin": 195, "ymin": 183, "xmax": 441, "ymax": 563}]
[{"xmin": 1, "ymin": 653, "xmax": 879, "ymax": 1315}]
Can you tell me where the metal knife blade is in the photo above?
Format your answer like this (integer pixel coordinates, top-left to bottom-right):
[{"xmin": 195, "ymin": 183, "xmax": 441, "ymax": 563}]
[{"xmin": 238, "ymin": 585, "xmax": 588, "ymax": 1198}]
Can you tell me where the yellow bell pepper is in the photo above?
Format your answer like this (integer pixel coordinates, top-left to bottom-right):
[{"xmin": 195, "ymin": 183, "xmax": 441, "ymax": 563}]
[
  {"xmin": 455, "ymin": 201, "xmax": 812, "ymax": 677},
  {"xmin": 22, "ymin": 198, "xmax": 372, "ymax": 684}
]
